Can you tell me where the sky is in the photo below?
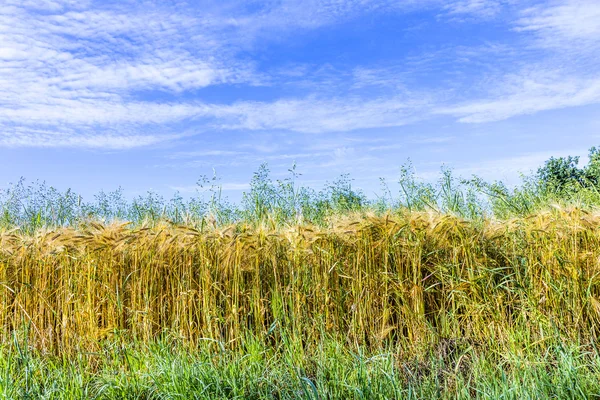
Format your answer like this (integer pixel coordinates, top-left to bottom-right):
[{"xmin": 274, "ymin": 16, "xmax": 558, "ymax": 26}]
[{"xmin": 1, "ymin": 0, "xmax": 599, "ymax": 201}]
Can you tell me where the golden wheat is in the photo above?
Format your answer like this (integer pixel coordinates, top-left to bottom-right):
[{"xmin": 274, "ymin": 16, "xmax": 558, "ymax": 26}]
[{"xmin": 1, "ymin": 208, "xmax": 600, "ymax": 354}]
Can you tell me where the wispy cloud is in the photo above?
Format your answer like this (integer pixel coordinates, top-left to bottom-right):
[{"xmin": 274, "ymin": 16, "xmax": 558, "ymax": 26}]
[
  {"xmin": 439, "ymin": 71, "xmax": 600, "ymax": 123},
  {"xmin": 0, "ymin": 1, "xmax": 261, "ymax": 148},
  {"xmin": 442, "ymin": 0, "xmax": 505, "ymax": 18},
  {"xmin": 213, "ymin": 95, "xmax": 434, "ymax": 133},
  {"xmin": 516, "ymin": 0, "xmax": 600, "ymax": 46},
  {"xmin": 1, "ymin": 0, "xmax": 599, "ymax": 151},
  {"xmin": 0, "ymin": 127, "xmax": 170, "ymax": 149}
]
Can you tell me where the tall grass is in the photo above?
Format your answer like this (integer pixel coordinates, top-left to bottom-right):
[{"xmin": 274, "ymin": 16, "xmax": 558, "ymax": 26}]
[
  {"xmin": 1, "ymin": 336, "xmax": 599, "ymax": 399},
  {"xmin": 7, "ymin": 158, "xmax": 600, "ymax": 233},
  {"xmin": 0, "ymin": 162, "xmax": 506, "ymax": 232}
]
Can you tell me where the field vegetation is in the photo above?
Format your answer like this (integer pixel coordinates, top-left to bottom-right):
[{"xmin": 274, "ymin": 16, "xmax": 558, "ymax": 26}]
[{"xmin": 2, "ymin": 150, "xmax": 600, "ymax": 398}]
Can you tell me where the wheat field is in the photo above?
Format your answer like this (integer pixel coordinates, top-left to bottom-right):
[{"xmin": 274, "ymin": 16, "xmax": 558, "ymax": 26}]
[
  {"xmin": 2, "ymin": 208, "xmax": 600, "ymax": 397},
  {"xmin": 2, "ymin": 207, "xmax": 600, "ymax": 354}
]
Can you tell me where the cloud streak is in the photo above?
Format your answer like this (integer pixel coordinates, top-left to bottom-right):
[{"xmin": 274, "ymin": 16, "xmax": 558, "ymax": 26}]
[
  {"xmin": 439, "ymin": 72, "xmax": 600, "ymax": 123},
  {"xmin": 516, "ymin": 0, "xmax": 600, "ymax": 45}
]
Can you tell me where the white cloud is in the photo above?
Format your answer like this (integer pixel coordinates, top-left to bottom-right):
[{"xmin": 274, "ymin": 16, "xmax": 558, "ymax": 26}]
[
  {"xmin": 443, "ymin": 0, "xmax": 505, "ymax": 18},
  {"xmin": 3, "ymin": 0, "xmax": 89, "ymax": 11},
  {"xmin": 439, "ymin": 72, "xmax": 600, "ymax": 123},
  {"xmin": 0, "ymin": 100, "xmax": 209, "ymax": 125},
  {"xmin": 213, "ymin": 95, "xmax": 433, "ymax": 133},
  {"xmin": 0, "ymin": 92, "xmax": 433, "ymax": 135},
  {"xmin": 0, "ymin": 129, "xmax": 169, "ymax": 149},
  {"xmin": 516, "ymin": 0, "xmax": 600, "ymax": 45}
]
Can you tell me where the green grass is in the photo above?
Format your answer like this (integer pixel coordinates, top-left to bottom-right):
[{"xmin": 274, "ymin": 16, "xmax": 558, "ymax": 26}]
[{"xmin": 2, "ymin": 335, "xmax": 600, "ymax": 399}]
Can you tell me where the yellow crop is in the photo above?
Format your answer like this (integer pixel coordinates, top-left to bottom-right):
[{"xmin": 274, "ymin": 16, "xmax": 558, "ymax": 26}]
[{"xmin": 1, "ymin": 208, "xmax": 599, "ymax": 355}]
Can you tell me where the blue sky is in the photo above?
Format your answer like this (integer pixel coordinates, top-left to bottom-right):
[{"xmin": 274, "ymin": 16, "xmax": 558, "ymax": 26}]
[{"xmin": 1, "ymin": 0, "xmax": 599, "ymax": 201}]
